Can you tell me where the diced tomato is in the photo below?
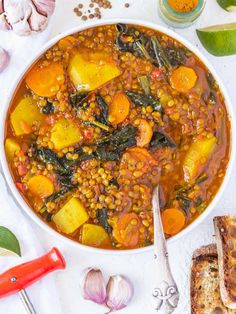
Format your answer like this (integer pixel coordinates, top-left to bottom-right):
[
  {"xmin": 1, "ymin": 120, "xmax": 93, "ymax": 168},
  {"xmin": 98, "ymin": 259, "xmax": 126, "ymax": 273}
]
[
  {"xmin": 17, "ymin": 163, "xmax": 28, "ymax": 176},
  {"xmin": 16, "ymin": 182, "xmax": 26, "ymax": 192},
  {"xmin": 151, "ymin": 68, "xmax": 164, "ymax": 80},
  {"xmin": 18, "ymin": 150, "xmax": 25, "ymax": 158},
  {"xmin": 83, "ymin": 128, "xmax": 94, "ymax": 141}
]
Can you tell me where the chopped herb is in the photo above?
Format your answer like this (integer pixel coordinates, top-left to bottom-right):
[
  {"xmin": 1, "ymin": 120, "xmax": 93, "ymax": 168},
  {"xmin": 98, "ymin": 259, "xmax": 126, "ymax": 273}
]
[
  {"xmin": 136, "ymin": 41, "xmax": 151, "ymax": 60},
  {"xmin": 195, "ymin": 197, "xmax": 203, "ymax": 207},
  {"xmin": 97, "ymin": 124, "xmax": 137, "ymax": 147},
  {"xmin": 56, "ymin": 172, "xmax": 75, "ymax": 189},
  {"xmin": 164, "ymin": 46, "xmax": 186, "ymax": 67},
  {"xmin": 138, "ymin": 75, "xmax": 150, "ymax": 96},
  {"xmin": 96, "ymin": 95, "xmax": 109, "ymax": 125},
  {"xmin": 96, "ymin": 147, "xmax": 120, "ymax": 161},
  {"xmin": 109, "ymin": 178, "xmax": 120, "ymax": 189},
  {"xmin": 176, "ymin": 194, "xmax": 191, "ymax": 214},
  {"xmin": 41, "ymin": 211, "xmax": 53, "ymax": 222},
  {"xmin": 195, "ymin": 173, "xmax": 208, "ymax": 185},
  {"xmin": 174, "ymin": 184, "xmax": 192, "ymax": 194},
  {"xmin": 41, "ymin": 100, "xmax": 55, "ymax": 114},
  {"xmin": 207, "ymin": 72, "xmax": 216, "ymax": 89},
  {"xmin": 84, "ymin": 120, "xmax": 110, "ymax": 131},
  {"xmin": 150, "ymin": 36, "xmax": 171, "ymax": 70},
  {"xmin": 150, "ymin": 131, "xmax": 176, "ymax": 149},
  {"xmin": 36, "ymin": 147, "xmax": 66, "ymax": 173},
  {"xmin": 208, "ymin": 91, "xmax": 217, "ymax": 106},
  {"xmin": 115, "ymin": 24, "xmax": 149, "ymax": 57},
  {"xmin": 96, "ymin": 208, "xmax": 113, "ymax": 234},
  {"xmin": 60, "ymin": 147, "xmax": 95, "ymax": 169},
  {"xmin": 95, "ymin": 125, "xmax": 137, "ymax": 161},
  {"xmin": 126, "ymin": 91, "xmax": 162, "ymax": 113},
  {"xmin": 45, "ymin": 184, "xmax": 78, "ymax": 204},
  {"xmin": 70, "ymin": 92, "xmax": 88, "ymax": 108},
  {"xmin": 196, "ymin": 202, "xmax": 206, "ymax": 213}
]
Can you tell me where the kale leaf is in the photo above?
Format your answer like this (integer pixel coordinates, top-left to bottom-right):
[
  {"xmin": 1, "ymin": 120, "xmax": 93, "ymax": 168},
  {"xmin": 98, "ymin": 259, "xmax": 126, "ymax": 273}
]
[
  {"xmin": 96, "ymin": 208, "xmax": 113, "ymax": 234},
  {"xmin": 150, "ymin": 131, "xmax": 176, "ymax": 149}
]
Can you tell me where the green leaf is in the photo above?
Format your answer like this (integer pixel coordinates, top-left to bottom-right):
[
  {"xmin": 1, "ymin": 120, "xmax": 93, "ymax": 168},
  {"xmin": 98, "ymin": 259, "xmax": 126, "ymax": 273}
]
[{"xmin": 0, "ymin": 226, "xmax": 21, "ymax": 257}]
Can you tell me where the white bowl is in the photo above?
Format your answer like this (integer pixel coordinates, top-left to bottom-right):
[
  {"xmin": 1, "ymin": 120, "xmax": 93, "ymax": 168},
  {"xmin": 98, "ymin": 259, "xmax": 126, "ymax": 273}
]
[{"xmin": 1, "ymin": 19, "xmax": 235, "ymax": 255}]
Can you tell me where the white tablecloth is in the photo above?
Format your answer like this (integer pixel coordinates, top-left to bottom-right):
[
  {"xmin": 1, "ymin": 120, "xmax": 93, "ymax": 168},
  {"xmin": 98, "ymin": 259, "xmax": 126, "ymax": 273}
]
[{"xmin": 1, "ymin": 1, "xmax": 236, "ymax": 313}]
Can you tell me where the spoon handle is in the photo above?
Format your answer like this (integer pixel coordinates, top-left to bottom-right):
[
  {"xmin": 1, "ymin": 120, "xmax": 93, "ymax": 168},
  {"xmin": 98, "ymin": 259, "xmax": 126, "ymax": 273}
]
[{"xmin": 152, "ymin": 186, "xmax": 179, "ymax": 314}]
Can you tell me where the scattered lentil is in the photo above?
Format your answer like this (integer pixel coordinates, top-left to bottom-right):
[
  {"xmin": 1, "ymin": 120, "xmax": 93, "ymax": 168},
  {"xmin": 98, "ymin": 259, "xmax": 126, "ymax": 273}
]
[{"xmin": 74, "ymin": 0, "xmax": 130, "ymax": 21}]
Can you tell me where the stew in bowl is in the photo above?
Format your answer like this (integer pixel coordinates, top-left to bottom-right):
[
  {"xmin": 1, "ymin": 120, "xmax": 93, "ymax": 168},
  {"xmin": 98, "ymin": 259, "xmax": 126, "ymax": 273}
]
[{"xmin": 4, "ymin": 23, "xmax": 231, "ymax": 250}]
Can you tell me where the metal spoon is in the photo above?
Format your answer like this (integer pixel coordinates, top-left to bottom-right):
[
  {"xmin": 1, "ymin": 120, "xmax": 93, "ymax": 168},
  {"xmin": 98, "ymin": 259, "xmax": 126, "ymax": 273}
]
[{"xmin": 151, "ymin": 186, "xmax": 179, "ymax": 313}]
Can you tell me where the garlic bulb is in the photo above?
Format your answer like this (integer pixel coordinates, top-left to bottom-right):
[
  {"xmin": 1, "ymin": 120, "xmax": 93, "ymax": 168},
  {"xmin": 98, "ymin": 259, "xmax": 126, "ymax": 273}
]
[
  {"xmin": 80, "ymin": 268, "xmax": 107, "ymax": 305},
  {"xmin": 0, "ymin": 0, "xmax": 55, "ymax": 36},
  {"xmin": 106, "ymin": 275, "xmax": 134, "ymax": 312},
  {"xmin": 0, "ymin": 47, "xmax": 9, "ymax": 73}
]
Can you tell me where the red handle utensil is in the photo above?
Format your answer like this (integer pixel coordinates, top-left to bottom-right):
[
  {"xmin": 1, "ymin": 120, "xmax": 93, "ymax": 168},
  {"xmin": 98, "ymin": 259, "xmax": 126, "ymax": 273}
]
[{"xmin": 0, "ymin": 248, "xmax": 66, "ymax": 314}]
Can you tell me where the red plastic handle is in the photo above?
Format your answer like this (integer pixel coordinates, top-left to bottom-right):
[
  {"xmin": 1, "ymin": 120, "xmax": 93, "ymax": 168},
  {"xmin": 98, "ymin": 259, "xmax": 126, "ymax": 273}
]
[{"xmin": 0, "ymin": 247, "xmax": 65, "ymax": 298}]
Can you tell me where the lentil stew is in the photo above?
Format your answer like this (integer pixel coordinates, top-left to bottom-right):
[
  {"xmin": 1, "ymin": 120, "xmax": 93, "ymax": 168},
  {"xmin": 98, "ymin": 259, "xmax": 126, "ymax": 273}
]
[{"xmin": 5, "ymin": 24, "xmax": 230, "ymax": 250}]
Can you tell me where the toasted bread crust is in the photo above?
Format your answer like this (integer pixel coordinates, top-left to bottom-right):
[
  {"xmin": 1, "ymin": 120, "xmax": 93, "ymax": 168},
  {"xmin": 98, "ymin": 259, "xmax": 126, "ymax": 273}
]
[
  {"xmin": 214, "ymin": 216, "xmax": 236, "ymax": 309},
  {"xmin": 190, "ymin": 244, "xmax": 235, "ymax": 314}
]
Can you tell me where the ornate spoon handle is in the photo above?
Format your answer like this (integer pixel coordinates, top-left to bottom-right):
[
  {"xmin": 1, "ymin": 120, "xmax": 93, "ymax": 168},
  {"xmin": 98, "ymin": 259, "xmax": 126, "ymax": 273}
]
[{"xmin": 152, "ymin": 186, "xmax": 179, "ymax": 313}]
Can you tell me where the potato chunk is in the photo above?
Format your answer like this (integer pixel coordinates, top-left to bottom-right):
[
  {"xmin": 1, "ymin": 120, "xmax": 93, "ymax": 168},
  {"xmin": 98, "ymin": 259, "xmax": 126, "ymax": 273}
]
[
  {"xmin": 5, "ymin": 138, "xmax": 20, "ymax": 160},
  {"xmin": 53, "ymin": 198, "xmax": 89, "ymax": 234},
  {"xmin": 183, "ymin": 136, "xmax": 217, "ymax": 182},
  {"xmin": 68, "ymin": 51, "xmax": 121, "ymax": 91},
  {"xmin": 50, "ymin": 118, "xmax": 82, "ymax": 150},
  {"xmin": 10, "ymin": 97, "xmax": 44, "ymax": 136},
  {"xmin": 82, "ymin": 224, "xmax": 109, "ymax": 247}
]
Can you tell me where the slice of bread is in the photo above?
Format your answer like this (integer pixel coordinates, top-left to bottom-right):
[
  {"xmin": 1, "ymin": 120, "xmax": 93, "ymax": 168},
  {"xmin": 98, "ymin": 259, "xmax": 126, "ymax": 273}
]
[
  {"xmin": 214, "ymin": 216, "xmax": 236, "ymax": 310},
  {"xmin": 190, "ymin": 244, "xmax": 235, "ymax": 313}
]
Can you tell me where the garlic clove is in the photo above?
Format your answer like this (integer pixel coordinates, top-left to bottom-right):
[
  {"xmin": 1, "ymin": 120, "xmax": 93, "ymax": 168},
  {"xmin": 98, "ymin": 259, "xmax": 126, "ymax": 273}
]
[
  {"xmin": 0, "ymin": 14, "xmax": 11, "ymax": 31},
  {"xmin": 28, "ymin": 2, "xmax": 48, "ymax": 32},
  {"xmin": 106, "ymin": 275, "xmax": 134, "ymax": 312},
  {"xmin": 0, "ymin": 47, "xmax": 10, "ymax": 73},
  {"xmin": 3, "ymin": 0, "xmax": 26, "ymax": 24},
  {"xmin": 3, "ymin": 0, "xmax": 31, "ymax": 36},
  {"xmin": 33, "ymin": 0, "xmax": 55, "ymax": 16},
  {"xmin": 0, "ymin": 0, "xmax": 11, "ymax": 31},
  {"xmin": 0, "ymin": 0, "xmax": 55, "ymax": 36},
  {"xmin": 81, "ymin": 268, "xmax": 107, "ymax": 305}
]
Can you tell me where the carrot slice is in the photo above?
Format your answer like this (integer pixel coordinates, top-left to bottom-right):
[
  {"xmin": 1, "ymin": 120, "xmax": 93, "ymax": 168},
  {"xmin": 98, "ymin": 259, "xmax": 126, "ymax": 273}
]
[
  {"xmin": 161, "ymin": 208, "xmax": 186, "ymax": 235},
  {"xmin": 111, "ymin": 213, "xmax": 140, "ymax": 247},
  {"xmin": 127, "ymin": 147, "xmax": 157, "ymax": 165},
  {"xmin": 136, "ymin": 119, "xmax": 153, "ymax": 147},
  {"xmin": 109, "ymin": 92, "xmax": 130, "ymax": 125},
  {"xmin": 28, "ymin": 175, "xmax": 54, "ymax": 198},
  {"xmin": 170, "ymin": 66, "xmax": 197, "ymax": 93},
  {"xmin": 25, "ymin": 61, "xmax": 65, "ymax": 97},
  {"xmin": 58, "ymin": 36, "xmax": 77, "ymax": 50}
]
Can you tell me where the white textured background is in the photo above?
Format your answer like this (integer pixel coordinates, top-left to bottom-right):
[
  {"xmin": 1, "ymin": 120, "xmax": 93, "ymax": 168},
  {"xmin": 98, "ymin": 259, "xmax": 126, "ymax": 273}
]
[{"xmin": 1, "ymin": 1, "xmax": 236, "ymax": 313}]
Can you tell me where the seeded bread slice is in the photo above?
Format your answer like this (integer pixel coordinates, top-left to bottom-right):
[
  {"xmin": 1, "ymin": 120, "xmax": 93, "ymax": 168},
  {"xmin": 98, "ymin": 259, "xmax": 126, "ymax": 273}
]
[
  {"xmin": 214, "ymin": 216, "xmax": 236, "ymax": 310},
  {"xmin": 191, "ymin": 244, "xmax": 235, "ymax": 314}
]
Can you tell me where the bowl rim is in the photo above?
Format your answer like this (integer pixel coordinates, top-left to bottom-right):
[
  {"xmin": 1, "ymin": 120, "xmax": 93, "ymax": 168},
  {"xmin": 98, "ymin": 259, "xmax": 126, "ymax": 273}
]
[{"xmin": 0, "ymin": 18, "xmax": 235, "ymax": 255}]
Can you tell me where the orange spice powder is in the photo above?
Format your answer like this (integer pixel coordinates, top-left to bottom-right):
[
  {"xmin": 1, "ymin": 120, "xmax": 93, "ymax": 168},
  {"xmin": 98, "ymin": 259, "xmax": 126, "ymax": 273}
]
[{"xmin": 168, "ymin": 0, "xmax": 199, "ymax": 13}]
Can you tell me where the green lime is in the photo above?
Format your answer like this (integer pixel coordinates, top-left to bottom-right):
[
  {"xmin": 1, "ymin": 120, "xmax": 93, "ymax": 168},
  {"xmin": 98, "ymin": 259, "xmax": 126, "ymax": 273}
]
[
  {"xmin": 217, "ymin": 0, "xmax": 236, "ymax": 11},
  {"xmin": 196, "ymin": 23, "xmax": 236, "ymax": 56},
  {"xmin": 0, "ymin": 226, "xmax": 21, "ymax": 256}
]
